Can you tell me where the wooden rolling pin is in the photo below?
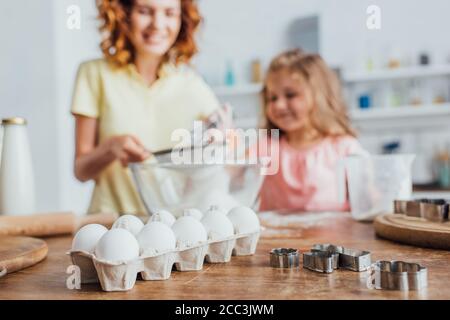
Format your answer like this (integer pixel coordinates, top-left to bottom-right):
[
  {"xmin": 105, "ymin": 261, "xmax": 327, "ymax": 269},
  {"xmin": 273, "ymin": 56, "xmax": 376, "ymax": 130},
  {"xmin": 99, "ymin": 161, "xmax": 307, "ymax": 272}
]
[{"xmin": 0, "ymin": 212, "xmax": 119, "ymax": 237}]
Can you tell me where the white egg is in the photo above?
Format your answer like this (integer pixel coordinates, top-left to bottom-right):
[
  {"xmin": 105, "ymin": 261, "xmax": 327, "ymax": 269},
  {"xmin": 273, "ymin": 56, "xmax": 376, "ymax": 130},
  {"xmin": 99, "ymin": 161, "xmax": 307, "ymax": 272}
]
[
  {"xmin": 183, "ymin": 208, "xmax": 203, "ymax": 221},
  {"xmin": 94, "ymin": 229, "xmax": 139, "ymax": 262},
  {"xmin": 172, "ymin": 216, "xmax": 207, "ymax": 247},
  {"xmin": 72, "ymin": 224, "xmax": 108, "ymax": 253},
  {"xmin": 137, "ymin": 221, "xmax": 176, "ymax": 255},
  {"xmin": 149, "ymin": 209, "xmax": 176, "ymax": 227},
  {"xmin": 201, "ymin": 208, "xmax": 234, "ymax": 240},
  {"xmin": 227, "ymin": 206, "xmax": 260, "ymax": 235},
  {"xmin": 112, "ymin": 214, "xmax": 144, "ymax": 236}
]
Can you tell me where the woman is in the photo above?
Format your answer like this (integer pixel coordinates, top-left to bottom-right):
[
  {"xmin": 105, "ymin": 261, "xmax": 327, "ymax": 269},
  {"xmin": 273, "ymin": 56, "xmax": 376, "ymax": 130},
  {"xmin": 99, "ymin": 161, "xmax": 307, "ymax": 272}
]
[{"xmin": 71, "ymin": 0, "xmax": 220, "ymax": 215}]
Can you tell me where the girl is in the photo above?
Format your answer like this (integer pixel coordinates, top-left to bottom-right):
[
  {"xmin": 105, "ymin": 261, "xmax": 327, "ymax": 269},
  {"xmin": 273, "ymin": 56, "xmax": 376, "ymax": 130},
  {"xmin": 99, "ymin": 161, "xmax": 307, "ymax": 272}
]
[{"xmin": 259, "ymin": 49, "xmax": 366, "ymax": 212}]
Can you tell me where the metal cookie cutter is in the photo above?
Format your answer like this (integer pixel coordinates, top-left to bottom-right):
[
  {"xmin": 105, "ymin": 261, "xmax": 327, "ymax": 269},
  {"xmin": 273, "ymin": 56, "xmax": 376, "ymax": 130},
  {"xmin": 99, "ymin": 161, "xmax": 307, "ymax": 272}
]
[
  {"xmin": 419, "ymin": 199, "xmax": 449, "ymax": 222},
  {"xmin": 372, "ymin": 260, "xmax": 428, "ymax": 291},
  {"xmin": 310, "ymin": 244, "xmax": 340, "ymax": 269},
  {"xmin": 394, "ymin": 200, "xmax": 408, "ymax": 214},
  {"xmin": 338, "ymin": 247, "xmax": 371, "ymax": 272},
  {"xmin": 312, "ymin": 244, "xmax": 371, "ymax": 272},
  {"xmin": 303, "ymin": 251, "xmax": 338, "ymax": 274},
  {"xmin": 0, "ymin": 265, "xmax": 6, "ymax": 278},
  {"xmin": 394, "ymin": 199, "xmax": 449, "ymax": 222},
  {"xmin": 405, "ymin": 199, "xmax": 425, "ymax": 217},
  {"xmin": 270, "ymin": 248, "xmax": 300, "ymax": 268}
]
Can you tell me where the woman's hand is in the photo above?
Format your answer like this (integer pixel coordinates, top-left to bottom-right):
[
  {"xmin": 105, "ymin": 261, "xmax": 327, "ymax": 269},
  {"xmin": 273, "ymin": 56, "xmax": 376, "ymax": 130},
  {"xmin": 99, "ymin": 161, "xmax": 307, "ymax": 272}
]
[
  {"xmin": 74, "ymin": 116, "xmax": 151, "ymax": 182},
  {"xmin": 105, "ymin": 135, "xmax": 151, "ymax": 167}
]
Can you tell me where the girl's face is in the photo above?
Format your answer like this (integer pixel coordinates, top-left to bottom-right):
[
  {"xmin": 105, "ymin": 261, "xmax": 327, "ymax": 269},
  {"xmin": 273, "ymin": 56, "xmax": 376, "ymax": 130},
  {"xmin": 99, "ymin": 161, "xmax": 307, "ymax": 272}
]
[
  {"xmin": 265, "ymin": 69, "xmax": 313, "ymax": 133},
  {"xmin": 130, "ymin": 0, "xmax": 182, "ymax": 58}
]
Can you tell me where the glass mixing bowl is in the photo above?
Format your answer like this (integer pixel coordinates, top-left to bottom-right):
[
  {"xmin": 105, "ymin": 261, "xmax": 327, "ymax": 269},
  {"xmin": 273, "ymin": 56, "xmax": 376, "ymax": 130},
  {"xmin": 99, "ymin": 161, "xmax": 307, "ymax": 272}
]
[{"xmin": 129, "ymin": 162, "xmax": 264, "ymax": 217}]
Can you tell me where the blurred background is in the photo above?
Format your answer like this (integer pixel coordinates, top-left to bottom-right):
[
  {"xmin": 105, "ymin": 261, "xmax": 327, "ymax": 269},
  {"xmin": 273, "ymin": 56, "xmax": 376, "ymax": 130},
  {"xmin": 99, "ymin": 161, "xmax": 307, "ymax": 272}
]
[{"xmin": 1, "ymin": 0, "xmax": 450, "ymax": 214}]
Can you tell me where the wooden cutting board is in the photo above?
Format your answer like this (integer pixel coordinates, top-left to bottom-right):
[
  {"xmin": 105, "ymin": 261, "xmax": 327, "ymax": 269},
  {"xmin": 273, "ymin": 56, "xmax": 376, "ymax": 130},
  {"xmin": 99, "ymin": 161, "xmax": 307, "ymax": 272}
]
[
  {"xmin": 0, "ymin": 236, "xmax": 48, "ymax": 278},
  {"xmin": 374, "ymin": 213, "xmax": 450, "ymax": 250}
]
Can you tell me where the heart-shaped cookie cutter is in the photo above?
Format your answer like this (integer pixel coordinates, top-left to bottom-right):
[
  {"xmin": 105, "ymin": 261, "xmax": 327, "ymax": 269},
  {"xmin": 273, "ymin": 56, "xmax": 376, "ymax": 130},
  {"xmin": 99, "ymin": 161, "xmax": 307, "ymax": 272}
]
[
  {"xmin": 302, "ymin": 244, "xmax": 371, "ymax": 273},
  {"xmin": 310, "ymin": 244, "xmax": 371, "ymax": 272}
]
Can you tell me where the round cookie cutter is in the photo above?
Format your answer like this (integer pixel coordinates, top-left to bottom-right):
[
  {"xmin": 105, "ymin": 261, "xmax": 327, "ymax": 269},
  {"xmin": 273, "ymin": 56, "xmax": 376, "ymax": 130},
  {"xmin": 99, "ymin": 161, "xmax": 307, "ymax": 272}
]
[{"xmin": 270, "ymin": 248, "xmax": 300, "ymax": 268}]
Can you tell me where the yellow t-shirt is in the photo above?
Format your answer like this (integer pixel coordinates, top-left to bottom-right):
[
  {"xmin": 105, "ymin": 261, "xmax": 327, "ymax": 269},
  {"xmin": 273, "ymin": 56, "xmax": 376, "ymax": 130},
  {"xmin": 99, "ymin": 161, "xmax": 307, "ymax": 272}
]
[{"xmin": 71, "ymin": 59, "xmax": 220, "ymax": 215}]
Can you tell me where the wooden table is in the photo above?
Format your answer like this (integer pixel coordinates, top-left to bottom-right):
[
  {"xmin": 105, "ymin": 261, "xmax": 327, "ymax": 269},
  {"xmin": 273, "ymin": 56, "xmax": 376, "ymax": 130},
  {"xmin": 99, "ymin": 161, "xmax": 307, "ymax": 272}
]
[{"xmin": 1, "ymin": 212, "xmax": 449, "ymax": 300}]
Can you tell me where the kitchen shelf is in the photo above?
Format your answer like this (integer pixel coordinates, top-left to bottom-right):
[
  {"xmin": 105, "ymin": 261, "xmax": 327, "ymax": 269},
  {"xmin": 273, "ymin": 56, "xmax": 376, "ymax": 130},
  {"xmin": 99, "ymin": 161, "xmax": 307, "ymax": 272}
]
[
  {"xmin": 350, "ymin": 103, "xmax": 450, "ymax": 121},
  {"xmin": 413, "ymin": 191, "xmax": 450, "ymax": 200},
  {"xmin": 213, "ymin": 83, "xmax": 263, "ymax": 96},
  {"xmin": 343, "ymin": 65, "xmax": 450, "ymax": 83},
  {"xmin": 413, "ymin": 183, "xmax": 450, "ymax": 192}
]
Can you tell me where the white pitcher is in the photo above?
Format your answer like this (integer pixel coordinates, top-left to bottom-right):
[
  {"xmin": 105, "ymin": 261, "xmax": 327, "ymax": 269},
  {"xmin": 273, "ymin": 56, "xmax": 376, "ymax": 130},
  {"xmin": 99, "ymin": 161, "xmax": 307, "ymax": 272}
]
[
  {"xmin": 0, "ymin": 118, "xmax": 36, "ymax": 215},
  {"xmin": 337, "ymin": 154, "xmax": 415, "ymax": 221}
]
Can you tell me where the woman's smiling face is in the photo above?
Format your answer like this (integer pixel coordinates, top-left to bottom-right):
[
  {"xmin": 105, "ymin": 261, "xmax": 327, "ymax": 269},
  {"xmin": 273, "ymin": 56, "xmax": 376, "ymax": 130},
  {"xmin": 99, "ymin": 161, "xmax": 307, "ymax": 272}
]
[
  {"xmin": 265, "ymin": 69, "xmax": 313, "ymax": 133},
  {"xmin": 130, "ymin": 0, "xmax": 182, "ymax": 58}
]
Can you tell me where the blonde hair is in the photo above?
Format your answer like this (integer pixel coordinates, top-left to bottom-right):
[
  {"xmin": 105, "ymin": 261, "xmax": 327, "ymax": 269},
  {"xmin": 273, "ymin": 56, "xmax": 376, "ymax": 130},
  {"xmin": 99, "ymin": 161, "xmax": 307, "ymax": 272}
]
[{"xmin": 262, "ymin": 49, "xmax": 356, "ymax": 138}]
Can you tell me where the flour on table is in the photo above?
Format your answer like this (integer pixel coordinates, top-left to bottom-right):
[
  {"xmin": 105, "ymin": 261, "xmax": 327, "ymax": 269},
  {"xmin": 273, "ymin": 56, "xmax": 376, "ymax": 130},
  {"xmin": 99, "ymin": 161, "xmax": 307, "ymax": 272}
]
[{"xmin": 258, "ymin": 211, "xmax": 347, "ymax": 228}]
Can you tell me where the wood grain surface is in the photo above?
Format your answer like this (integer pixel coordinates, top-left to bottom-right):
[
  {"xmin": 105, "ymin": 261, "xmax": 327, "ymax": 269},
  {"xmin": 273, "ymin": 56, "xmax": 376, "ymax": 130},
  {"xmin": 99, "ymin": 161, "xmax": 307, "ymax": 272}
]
[
  {"xmin": 1, "ymin": 212, "xmax": 449, "ymax": 300},
  {"xmin": 0, "ymin": 236, "xmax": 48, "ymax": 276},
  {"xmin": 374, "ymin": 214, "xmax": 450, "ymax": 250}
]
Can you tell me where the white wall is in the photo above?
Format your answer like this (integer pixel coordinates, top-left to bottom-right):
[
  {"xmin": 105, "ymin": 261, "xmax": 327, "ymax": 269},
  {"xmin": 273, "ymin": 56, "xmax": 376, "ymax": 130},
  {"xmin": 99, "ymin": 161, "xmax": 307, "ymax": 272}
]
[
  {"xmin": 196, "ymin": 0, "xmax": 450, "ymax": 81},
  {"xmin": 317, "ymin": 0, "xmax": 450, "ymax": 183},
  {"xmin": 319, "ymin": 0, "xmax": 450, "ymax": 71},
  {"xmin": 195, "ymin": 0, "xmax": 323, "ymax": 85},
  {"xmin": 0, "ymin": 0, "xmax": 100, "ymax": 214},
  {"xmin": 52, "ymin": 0, "xmax": 101, "ymax": 213},
  {"xmin": 0, "ymin": 0, "xmax": 60, "ymax": 212}
]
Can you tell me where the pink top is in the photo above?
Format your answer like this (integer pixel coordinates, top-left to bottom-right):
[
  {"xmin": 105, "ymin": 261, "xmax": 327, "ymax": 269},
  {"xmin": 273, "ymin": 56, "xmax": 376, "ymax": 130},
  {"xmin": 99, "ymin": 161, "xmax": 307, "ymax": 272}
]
[{"xmin": 259, "ymin": 135, "xmax": 366, "ymax": 212}]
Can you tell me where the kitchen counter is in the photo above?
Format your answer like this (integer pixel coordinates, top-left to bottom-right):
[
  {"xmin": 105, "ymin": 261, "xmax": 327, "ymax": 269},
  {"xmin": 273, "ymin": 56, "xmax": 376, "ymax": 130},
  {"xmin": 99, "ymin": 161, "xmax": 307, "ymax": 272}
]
[{"xmin": 1, "ymin": 212, "xmax": 449, "ymax": 300}]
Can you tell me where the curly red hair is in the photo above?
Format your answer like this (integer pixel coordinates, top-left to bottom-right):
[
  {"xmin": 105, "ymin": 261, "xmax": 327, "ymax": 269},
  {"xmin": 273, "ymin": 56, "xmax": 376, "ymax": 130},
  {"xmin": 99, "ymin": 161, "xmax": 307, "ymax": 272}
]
[{"xmin": 97, "ymin": 0, "xmax": 201, "ymax": 68}]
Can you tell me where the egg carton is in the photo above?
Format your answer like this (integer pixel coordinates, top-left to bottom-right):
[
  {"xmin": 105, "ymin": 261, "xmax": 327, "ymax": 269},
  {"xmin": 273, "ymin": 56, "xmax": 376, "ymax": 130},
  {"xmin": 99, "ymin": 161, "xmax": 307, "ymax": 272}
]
[{"xmin": 68, "ymin": 231, "xmax": 260, "ymax": 292}]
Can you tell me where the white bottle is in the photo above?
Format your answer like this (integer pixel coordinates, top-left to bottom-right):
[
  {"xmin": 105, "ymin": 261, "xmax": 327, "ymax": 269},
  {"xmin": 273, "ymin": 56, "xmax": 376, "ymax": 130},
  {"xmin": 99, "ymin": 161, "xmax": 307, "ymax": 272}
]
[{"xmin": 0, "ymin": 118, "xmax": 36, "ymax": 215}]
